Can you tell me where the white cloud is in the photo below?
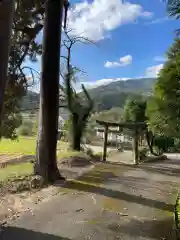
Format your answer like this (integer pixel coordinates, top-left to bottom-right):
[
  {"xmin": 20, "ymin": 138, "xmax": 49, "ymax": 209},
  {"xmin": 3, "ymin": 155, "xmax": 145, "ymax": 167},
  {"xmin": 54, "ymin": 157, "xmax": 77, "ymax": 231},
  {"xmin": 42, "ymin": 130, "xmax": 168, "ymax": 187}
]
[
  {"xmin": 68, "ymin": 0, "xmax": 153, "ymax": 41},
  {"xmin": 154, "ymin": 56, "xmax": 167, "ymax": 62},
  {"xmin": 141, "ymin": 11, "xmax": 154, "ymax": 18},
  {"xmin": 120, "ymin": 55, "xmax": 132, "ymax": 65},
  {"xmin": 76, "ymin": 77, "xmax": 129, "ymax": 91},
  {"xmin": 145, "ymin": 16, "xmax": 170, "ymax": 25},
  {"xmin": 145, "ymin": 64, "xmax": 164, "ymax": 78},
  {"xmin": 104, "ymin": 61, "xmax": 121, "ymax": 68},
  {"xmin": 104, "ymin": 54, "xmax": 132, "ymax": 68}
]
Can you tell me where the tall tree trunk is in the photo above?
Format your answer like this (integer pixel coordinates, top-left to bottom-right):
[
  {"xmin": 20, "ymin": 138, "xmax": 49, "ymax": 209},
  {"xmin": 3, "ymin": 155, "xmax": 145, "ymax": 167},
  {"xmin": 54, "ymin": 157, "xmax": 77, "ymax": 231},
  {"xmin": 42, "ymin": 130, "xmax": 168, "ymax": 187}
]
[
  {"xmin": 145, "ymin": 130, "xmax": 158, "ymax": 156},
  {"xmin": 35, "ymin": 0, "xmax": 64, "ymax": 183},
  {"xmin": 71, "ymin": 114, "xmax": 82, "ymax": 151},
  {"xmin": 0, "ymin": 0, "xmax": 14, "ymax": 136},
  {"xmin": 72, "ymin": 131, "xmax": 82, "ymax": 151},
  {"xmin": 133, "ymin": 129, "xmax": 139, "ymax": 165},
  {"xmin": 71, "ymin": 111, "xmax": 91, "ymax": 151}
]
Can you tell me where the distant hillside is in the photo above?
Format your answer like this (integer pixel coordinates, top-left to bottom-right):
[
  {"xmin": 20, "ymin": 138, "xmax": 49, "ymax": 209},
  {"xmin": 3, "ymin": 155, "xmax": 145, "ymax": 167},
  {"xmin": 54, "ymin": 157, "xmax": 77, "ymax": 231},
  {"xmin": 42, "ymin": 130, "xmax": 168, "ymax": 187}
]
[
  {"xmin": 87, "ymin": 78, "xmax": 156, "ymax": 97},
  {"xmin": 86, "ymin": 78, "xmax": 156, "ymax": 111},
  {"xmin": 21, "ymin": 78, "xmax": 156, "ymax": 112}
]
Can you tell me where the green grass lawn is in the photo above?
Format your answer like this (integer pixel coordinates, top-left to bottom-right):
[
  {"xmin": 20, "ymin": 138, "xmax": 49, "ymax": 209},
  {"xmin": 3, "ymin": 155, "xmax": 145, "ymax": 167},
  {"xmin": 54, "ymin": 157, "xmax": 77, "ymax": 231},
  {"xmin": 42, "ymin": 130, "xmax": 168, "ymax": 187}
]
[
  {"xmin": 0, "ymin": 137, "xmax": 90, "ymax": 183},
  {"xmin": 0, "ymin": 137, "xmax": 69, "ymax": 156},
  {"xmin": 0, "ymin": 137, "xmax": 86, "ymax": 182},
  {"xmin": 0, "ymin": 151, "xmax": 85, "ymax": 183},
  {"xmin": 0, "ymin": 137, "xmax": 37, "ymax": 155},
  {"xmin": 0, "ymin": 163, "xmax": 33, "ymax": 181}
]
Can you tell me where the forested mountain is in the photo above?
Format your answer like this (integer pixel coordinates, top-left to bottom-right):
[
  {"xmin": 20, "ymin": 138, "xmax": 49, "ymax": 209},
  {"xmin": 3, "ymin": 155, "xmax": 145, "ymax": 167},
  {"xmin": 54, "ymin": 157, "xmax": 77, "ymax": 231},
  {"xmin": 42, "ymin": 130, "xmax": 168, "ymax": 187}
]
[
  {"xmin": 87, "ymin": 78, "xmax": 156, "ymax": 111},
  {"xmin": 87, "ymin": 78, "xmax": 156, "ymax": 97},
  {"xmin": 21, "ymin": 78, "xmax": 156, "ymax": 112}
]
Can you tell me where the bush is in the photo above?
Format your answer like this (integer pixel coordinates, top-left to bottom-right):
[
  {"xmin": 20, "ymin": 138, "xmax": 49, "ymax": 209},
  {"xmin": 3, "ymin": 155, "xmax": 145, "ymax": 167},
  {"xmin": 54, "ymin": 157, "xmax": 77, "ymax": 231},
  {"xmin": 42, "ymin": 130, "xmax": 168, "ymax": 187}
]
[
  {"xmin": 18, "ymin": 125, "xmax": 33, "ymax": 136},
  {"xmin": 18, "ymin": 120, "xmax": 34, "ymax": 136},
  {"xmin": 153, "ymin": 135, "xmax": 174, "ymax": 154}
]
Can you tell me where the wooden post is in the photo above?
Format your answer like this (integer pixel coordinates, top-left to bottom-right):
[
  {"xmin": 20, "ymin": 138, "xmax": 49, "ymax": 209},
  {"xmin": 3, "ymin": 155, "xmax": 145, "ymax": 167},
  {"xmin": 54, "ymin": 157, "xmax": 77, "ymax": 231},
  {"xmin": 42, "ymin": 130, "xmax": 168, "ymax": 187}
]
[
  {"xmin": 133, "ymin": 129, "xmax": 139, "ymax": 165},
  {"xmin": 103, "ymin": 125, "xmax": 108, "ymax": 162}
]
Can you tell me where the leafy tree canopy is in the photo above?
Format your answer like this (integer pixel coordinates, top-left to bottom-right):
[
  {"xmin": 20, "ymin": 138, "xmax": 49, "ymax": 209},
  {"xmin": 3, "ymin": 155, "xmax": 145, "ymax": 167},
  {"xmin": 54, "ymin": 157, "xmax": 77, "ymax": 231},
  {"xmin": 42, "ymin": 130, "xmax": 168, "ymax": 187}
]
[
  {"xmin": 147, "ymin": 38, "xmax": 180, "ymax": 137},
  {"xmin": 2, "ymin": 0, "xmax": 44, "ymax": 139},
  {"xmin": 123, "ymin": 96, "xmax": 147, "ymax": 123}
]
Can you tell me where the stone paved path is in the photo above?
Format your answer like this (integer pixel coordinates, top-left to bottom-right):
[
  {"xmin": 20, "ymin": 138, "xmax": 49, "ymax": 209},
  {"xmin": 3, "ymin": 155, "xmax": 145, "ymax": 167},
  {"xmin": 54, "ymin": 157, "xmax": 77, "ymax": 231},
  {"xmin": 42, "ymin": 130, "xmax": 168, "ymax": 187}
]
[{"xmin": 1, "ymin": 155, "xmax": 180, "ymax": 239}]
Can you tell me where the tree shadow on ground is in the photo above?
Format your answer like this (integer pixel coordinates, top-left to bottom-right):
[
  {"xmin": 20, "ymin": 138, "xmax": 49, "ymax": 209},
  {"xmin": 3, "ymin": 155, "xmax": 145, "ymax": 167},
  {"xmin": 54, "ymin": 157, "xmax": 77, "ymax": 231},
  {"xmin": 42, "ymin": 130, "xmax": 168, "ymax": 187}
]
[
  {"xmin": 105, "ymin": 160, "xmax": 180, "ymax": 177},
  {"xmin": 64, "ymin": 179, "xmax": 174, "ymax": 212},
  {"xmin": 108, "ymin": 217, "xmax": 175, "ymax": 239},
  {"xmin": 140, "ymin": 165, "xmax": 180, "ymax": 177},
  {"xmin": 1, "ymin": 226, "xmax": 71, "ymax": 240}
]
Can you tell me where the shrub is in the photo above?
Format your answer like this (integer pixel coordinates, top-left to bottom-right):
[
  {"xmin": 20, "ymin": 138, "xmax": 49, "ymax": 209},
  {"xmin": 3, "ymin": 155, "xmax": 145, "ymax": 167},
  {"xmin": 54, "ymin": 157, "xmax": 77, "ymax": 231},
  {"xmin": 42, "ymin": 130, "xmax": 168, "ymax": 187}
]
[
  {"xmin": 153, "ymin": 135, "xmax": 174, "ymax": 154},
  {"xmin": 18, "ymin": 125, "xmax": 32, "ymax": 136},
  {"xmin": 18, "ymin": 120, "xmax": 33, "ymax": 136}
]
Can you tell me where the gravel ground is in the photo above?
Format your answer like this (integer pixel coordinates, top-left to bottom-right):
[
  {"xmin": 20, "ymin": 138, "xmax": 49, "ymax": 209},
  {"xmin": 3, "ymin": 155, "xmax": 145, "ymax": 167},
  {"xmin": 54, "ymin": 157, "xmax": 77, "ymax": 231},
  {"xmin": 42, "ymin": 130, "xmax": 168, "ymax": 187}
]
[{"xmin": 1, "ymin": 155, "xmax": 180, "ymax": 240}]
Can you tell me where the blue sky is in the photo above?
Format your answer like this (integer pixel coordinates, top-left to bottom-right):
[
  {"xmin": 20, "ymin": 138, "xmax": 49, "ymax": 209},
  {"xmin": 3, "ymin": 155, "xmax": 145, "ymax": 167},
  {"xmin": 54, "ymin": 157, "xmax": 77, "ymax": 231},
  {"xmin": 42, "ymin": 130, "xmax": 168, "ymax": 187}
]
[{"xmin": 28, "ymin": 0, "xmax": 180, "ymax": 91}]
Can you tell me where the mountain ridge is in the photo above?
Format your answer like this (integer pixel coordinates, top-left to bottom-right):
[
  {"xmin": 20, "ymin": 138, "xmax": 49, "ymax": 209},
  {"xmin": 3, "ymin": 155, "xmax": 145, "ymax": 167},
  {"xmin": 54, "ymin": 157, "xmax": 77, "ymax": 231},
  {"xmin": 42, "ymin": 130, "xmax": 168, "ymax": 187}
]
[{"xmin": 21, "ymin": 77, "xmax": 156, "ymax": 112}]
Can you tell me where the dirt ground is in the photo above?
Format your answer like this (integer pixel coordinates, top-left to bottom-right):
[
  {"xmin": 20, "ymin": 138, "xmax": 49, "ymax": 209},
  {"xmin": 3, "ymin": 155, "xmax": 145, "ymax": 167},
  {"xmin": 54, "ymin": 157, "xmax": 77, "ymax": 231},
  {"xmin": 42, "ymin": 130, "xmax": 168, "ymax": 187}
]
[
  {"xmin": 1, "ymin": 155, "xmax": 180, "ymax": 239},
  {"xmin": 0, "ymin": 157, "xmax": 94, "ymax": 225}
]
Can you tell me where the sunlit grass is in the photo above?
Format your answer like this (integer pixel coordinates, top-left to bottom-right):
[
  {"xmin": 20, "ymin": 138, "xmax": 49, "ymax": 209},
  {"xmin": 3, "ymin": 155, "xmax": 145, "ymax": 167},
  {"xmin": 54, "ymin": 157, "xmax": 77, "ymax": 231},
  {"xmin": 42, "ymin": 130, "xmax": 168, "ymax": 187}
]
[
  {"xmin": 0, "ymin": 163, "xmax": 33, "ymax": 182},
  {"xmin": 0, "ymin": 137, "xmax": 69, "ymax": 156},
  {"xmin": 0, "ymin": 137, "xmax": 90, "ymax": 183}
]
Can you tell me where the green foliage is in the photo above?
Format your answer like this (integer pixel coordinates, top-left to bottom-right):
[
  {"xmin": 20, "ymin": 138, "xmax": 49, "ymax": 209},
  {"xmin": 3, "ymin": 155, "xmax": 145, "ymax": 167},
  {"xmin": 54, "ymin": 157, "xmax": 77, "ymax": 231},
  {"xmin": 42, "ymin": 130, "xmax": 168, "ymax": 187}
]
[
  {"xmin": 147, "ymin": 38, "xmax": 180, "ymax": 137},
  {"xmin": 18, "ymin": 120, "xmax": 33, "ymax": 136},
  {"xmin": 1, "ymin": 1, "xmax": 44, "ymax": 139},
  {"xmin": 65, "ymin": 64, "xmax": 93, "ymax": 151},
  {"xmin": 0, "ymin": 163, "xmax": 33, "ymax": 182},
  {"xmin": 123, "ymin": 96, "xmax": 147, "ymax": 122},
  {"xmin": 153, "ymin": 135, "xmax": 174, "ymax": 154},
  {"xmin": 2, "ymin": 112, "xmax": 22, "ymax": 140},
  {"xmin": 62, "ymin": 118, "xmax": 72, "ymax": 141},
  {"xmin": 167, "ymin": 0, "xmax": 180, "ymax": 19},
  {"xmin": 84, "ymin": 118, "xmax": 97, "ymax": 143},
  {"xmin": 166, "ymin": 0, "xmax": 180, "ymax": 34},
  {"xmin": 97, "ymin": 107, "xmax": 122, "ymax": 123}
]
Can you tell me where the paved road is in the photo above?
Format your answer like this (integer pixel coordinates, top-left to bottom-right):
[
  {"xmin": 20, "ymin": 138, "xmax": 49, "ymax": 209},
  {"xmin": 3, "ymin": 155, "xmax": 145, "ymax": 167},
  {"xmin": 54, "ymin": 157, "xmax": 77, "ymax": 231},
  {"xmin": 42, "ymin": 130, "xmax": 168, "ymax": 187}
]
[
  {"xmin": 86, "ymin": 145, "xmax": 117, "ymax": 154},
  {"xmin": 1, "ymin": 155, "xmax": 180, "ymax": 239}
]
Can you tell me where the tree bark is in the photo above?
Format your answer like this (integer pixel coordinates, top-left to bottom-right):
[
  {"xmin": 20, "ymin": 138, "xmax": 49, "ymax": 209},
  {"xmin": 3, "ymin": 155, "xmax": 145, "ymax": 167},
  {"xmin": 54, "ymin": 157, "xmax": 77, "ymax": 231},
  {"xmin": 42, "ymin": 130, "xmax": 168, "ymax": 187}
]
[
  {"xmin": 35, "ymin": 0, "xmax": 64, "ymax": 183},
  {"xmin": 71, "ymin": 114, "xmax": 80, "ymax": 151},
  {"xmin": 133, "ymin": 129, "xmax": 139, "ymax": 165},
  {"xmin": 145, "ymin": 130, "xmax": 158, "ymax": 156},
  {"xmin": 72, "ymin": 131, "xmax": 82, "ymax": 151},
  {"xmin": 0, "ymin": 0, "xmax": 14, "ymax": 136}
]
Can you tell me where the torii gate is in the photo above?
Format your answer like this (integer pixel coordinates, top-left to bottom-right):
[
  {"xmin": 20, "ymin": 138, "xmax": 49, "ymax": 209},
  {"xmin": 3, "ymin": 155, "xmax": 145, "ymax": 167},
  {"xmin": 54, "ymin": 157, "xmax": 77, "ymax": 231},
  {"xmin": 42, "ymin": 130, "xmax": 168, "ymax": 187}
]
[{"xmin": 96, "ymin": 120, "xmax": 146, "ymax": 165}]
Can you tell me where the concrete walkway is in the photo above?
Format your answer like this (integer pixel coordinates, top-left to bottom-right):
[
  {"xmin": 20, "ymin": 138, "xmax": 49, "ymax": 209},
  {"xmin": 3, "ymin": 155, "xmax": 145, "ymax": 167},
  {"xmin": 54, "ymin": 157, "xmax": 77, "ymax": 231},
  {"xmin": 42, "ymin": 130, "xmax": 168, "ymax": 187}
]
[{"xmin": 1, "ymin": 155, "xmax": 180, "ymax": 239}]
